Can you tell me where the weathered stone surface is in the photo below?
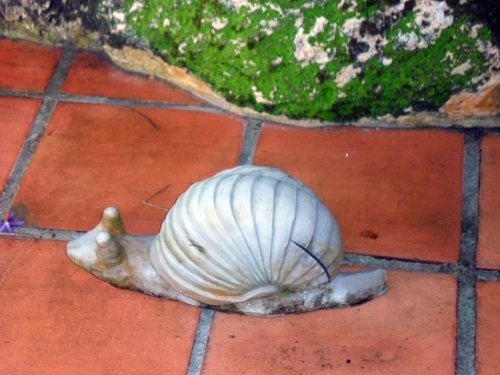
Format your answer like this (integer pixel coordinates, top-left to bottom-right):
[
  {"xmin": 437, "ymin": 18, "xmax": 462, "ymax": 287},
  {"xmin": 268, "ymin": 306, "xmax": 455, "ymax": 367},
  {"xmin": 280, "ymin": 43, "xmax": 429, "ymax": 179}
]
[
  {"xmin": 1, "ymin": 0, "xmax": 498, "ymax": 124},
  {"xmin": 442, "ymin": 76, "xmax": 500, "ymax": 117}
]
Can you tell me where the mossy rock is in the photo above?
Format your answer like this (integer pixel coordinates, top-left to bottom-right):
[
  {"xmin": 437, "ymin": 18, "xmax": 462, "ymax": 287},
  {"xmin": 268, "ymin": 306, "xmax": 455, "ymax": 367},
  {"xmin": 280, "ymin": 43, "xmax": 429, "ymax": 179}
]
[
  {"xmin": 1, "ymin": 0, "xmax": 497, "ymax": 122},
  {"xmin": 121, "ymin": 0, "xmax": 495, "ymax": 121}
]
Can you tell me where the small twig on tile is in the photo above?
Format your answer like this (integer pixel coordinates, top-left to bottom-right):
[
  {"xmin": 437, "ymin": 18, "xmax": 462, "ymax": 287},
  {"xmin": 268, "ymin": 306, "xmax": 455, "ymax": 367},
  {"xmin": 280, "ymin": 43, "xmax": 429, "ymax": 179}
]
[
  {"xmin": 128, "ymin": 107, "xmax": 160, "ymax": 131},
  {"xmin": 142, "ymin": 183, "xmax": 171, "ymax": 212}
]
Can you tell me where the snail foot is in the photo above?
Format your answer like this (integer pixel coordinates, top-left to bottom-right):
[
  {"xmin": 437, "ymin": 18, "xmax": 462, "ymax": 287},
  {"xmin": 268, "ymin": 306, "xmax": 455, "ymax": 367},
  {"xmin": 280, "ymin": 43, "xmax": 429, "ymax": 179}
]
[{"xmin": 326, "ymin": 269, "xmax": 388, "ymax": 307}]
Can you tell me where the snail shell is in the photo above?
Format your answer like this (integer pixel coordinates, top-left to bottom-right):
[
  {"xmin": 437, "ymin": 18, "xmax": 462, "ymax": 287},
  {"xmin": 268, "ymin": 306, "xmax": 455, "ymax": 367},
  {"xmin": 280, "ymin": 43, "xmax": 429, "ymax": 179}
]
[{"xmin": 150, "ymin": 165, "xmax": 343, "ymax": 305}]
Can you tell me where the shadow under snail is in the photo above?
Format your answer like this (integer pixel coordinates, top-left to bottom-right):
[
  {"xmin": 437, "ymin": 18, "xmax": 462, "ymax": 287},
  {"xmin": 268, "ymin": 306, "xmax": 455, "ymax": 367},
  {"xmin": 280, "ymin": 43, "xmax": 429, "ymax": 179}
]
[{"xmin": 67, "ymin": 165, "xmax": 387, "ymax": 316}]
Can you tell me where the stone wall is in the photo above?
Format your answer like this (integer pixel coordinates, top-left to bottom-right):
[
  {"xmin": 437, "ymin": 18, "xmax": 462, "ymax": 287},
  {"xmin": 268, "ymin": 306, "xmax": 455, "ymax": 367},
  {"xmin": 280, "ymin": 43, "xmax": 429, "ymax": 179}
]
[{"xmin": 1, "ymin": 0, "xmax": 498, "ymax": 125}]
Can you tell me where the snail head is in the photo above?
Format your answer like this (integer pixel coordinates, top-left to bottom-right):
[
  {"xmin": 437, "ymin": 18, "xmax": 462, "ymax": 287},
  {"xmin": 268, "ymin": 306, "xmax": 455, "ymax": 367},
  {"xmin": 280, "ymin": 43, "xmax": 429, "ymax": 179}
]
[{"xmin": 66, "ymin": 207, "xmax": 127, "ymax": 279}]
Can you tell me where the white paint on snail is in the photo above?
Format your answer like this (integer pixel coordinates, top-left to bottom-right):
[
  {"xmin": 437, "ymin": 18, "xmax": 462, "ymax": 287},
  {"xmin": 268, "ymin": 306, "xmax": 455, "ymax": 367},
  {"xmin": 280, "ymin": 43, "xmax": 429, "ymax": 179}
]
[{"xmin": 150, "ymin": 166, "xmax": 343, "ymax": 305}]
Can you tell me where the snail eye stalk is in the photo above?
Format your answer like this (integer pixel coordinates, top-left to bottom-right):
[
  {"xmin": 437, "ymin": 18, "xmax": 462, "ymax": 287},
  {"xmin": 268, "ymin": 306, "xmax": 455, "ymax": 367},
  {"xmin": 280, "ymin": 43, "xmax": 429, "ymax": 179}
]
[
  {"xmin": 100, "ymin": 207, "xmax": 125, "ymax": 235},
  {"xmin": 95, "ymin": 231, "xmax": 125, "ymax": 266}
]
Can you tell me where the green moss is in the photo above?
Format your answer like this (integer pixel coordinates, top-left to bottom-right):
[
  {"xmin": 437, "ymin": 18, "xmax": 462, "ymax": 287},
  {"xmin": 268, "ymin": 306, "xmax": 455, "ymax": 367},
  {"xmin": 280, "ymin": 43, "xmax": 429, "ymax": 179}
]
[
  {"xmin": 330, "ymin": 17, "xmax": 488, "ymax": 120},
  {"xmin": 123, "ymin": 0, "xmax": 493, "ymax": 121}
]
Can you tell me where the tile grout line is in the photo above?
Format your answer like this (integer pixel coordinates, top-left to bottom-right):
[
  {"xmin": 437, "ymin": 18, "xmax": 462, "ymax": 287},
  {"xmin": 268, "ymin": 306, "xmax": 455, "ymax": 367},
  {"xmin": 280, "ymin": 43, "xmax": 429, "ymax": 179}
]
[
  {"xmin": 7, "ymin": 226, "xmax": 500, "ymax": 278},
  {"xmin": 2, "ymin": 89, "xmax": 500, "ymax": 133},
  {"xmin": 5, "ymin": 227, "xmax": 81, "ymax": 241},
  {"xmin": 185, "ymin": 118, "xmax": 262, "ymax": 375},
  {"xmin": 0, "ymin": 90, "xmax": 45, "ymax": 99},
  {"xmin": 343, "ymin": 253, "xmax": 458, "ymax": 274},
  {"xmin": 45, "ymin": 50, "xmax": 77, "ymax": 95},
  {"xmin": 0, "ymin": 89, "xmax": 226, "ymax": 114},
  {"xmin": 0, "ymin": 99, "xmax": 56, "ymax": 218},
  {"xmin": 53, "ymin": 93, "xmax": 227, "ymax": 114},
  {"xmin": 239, "ymin": 118, "xmax": 262, "ymax": 165},
  {"xmin": 455, "ymin": 130, "xmax": 482, "ymax": 375},
  {"xmin": 0, "ymin": 49, "xmax": 76, "ymax": 219},
  {"xmin": 185, "ymin": 309, "xmax": 215, "ymax": 375},
  {"xmin": 477, "ymin": 269, "xmax": 500, "ymax": 282}
]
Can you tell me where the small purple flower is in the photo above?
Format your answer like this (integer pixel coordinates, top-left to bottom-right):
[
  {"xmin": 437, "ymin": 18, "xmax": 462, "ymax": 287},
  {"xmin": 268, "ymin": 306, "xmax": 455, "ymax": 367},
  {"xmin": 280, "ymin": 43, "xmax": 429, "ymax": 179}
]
[{"xmin": 0, "ymin": 213, "xmax": 25, "ymax": 234}]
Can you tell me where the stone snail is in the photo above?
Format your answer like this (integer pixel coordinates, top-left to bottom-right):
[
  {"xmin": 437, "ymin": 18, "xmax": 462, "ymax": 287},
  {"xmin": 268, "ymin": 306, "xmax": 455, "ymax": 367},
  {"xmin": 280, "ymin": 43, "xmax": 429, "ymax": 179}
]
[{"xmin": 67, "ymin": 165, "xmax": 388, "ymax": 315}]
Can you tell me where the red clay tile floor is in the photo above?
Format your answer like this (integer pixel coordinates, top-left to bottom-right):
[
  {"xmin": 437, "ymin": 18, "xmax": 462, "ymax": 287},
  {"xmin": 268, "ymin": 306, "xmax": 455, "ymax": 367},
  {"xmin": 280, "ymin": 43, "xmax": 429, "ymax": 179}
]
[{"xmin": 0, "ymin": 39, "xmax": 499, "ymax": 375}]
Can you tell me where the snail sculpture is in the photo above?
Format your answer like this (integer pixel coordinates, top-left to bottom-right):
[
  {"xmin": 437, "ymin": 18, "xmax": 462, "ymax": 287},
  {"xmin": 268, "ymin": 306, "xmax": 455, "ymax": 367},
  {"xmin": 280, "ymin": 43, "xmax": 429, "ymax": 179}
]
[{"xmin": 67, "ymin": 166, "xmax": 387, "ymax": 315}]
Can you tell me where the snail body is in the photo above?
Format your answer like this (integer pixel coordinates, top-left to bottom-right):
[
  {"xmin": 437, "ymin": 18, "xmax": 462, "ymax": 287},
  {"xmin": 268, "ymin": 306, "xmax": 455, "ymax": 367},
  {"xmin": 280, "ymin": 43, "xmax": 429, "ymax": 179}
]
[{"xmin": 67, "ymin": 166, "xmax": 387, "ymax": 315}]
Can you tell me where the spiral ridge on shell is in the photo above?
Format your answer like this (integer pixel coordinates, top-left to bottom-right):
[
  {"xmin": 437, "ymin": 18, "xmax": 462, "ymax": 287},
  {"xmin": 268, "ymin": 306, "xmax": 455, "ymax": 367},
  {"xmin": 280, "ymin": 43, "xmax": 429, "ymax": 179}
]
[{"xmin": 150, "ymin": 166, "xmax": 343, "ymax": 305}]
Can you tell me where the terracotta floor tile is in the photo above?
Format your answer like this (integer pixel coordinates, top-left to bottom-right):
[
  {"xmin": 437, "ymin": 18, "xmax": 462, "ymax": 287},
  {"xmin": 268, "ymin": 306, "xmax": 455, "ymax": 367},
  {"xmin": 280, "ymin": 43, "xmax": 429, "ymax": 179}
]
[
  {"xmin": 204, "ymin": 271, "xmax": 457, "ymax": 374},
  {"xmin": 0, "ymin": 237, "xmax": 199, "ymax": 375},
  {"xmin": 476, "ymin": 282, "xmax": 500, "ymax": 374},
  {"xmin": 0, "ymin": 98, "xmax": 40, "ymax": 190},
  {"xmin": 62, "ymin": 52, "xmax": 203, "ymax": 104},
  {"xmin": 13, "ymin": 103, "xmax": 244, "ymax": 233},
  {"xmin": 0, "ymin": 39, "xmax": 60, "ymax": 92},
  {"xmin": 254, "ymin": 125, "xmax": 463, "ymax": 262},
  {"xmin": 478, "ymin": 136, "xmax": 500, "ymax": 269}
]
